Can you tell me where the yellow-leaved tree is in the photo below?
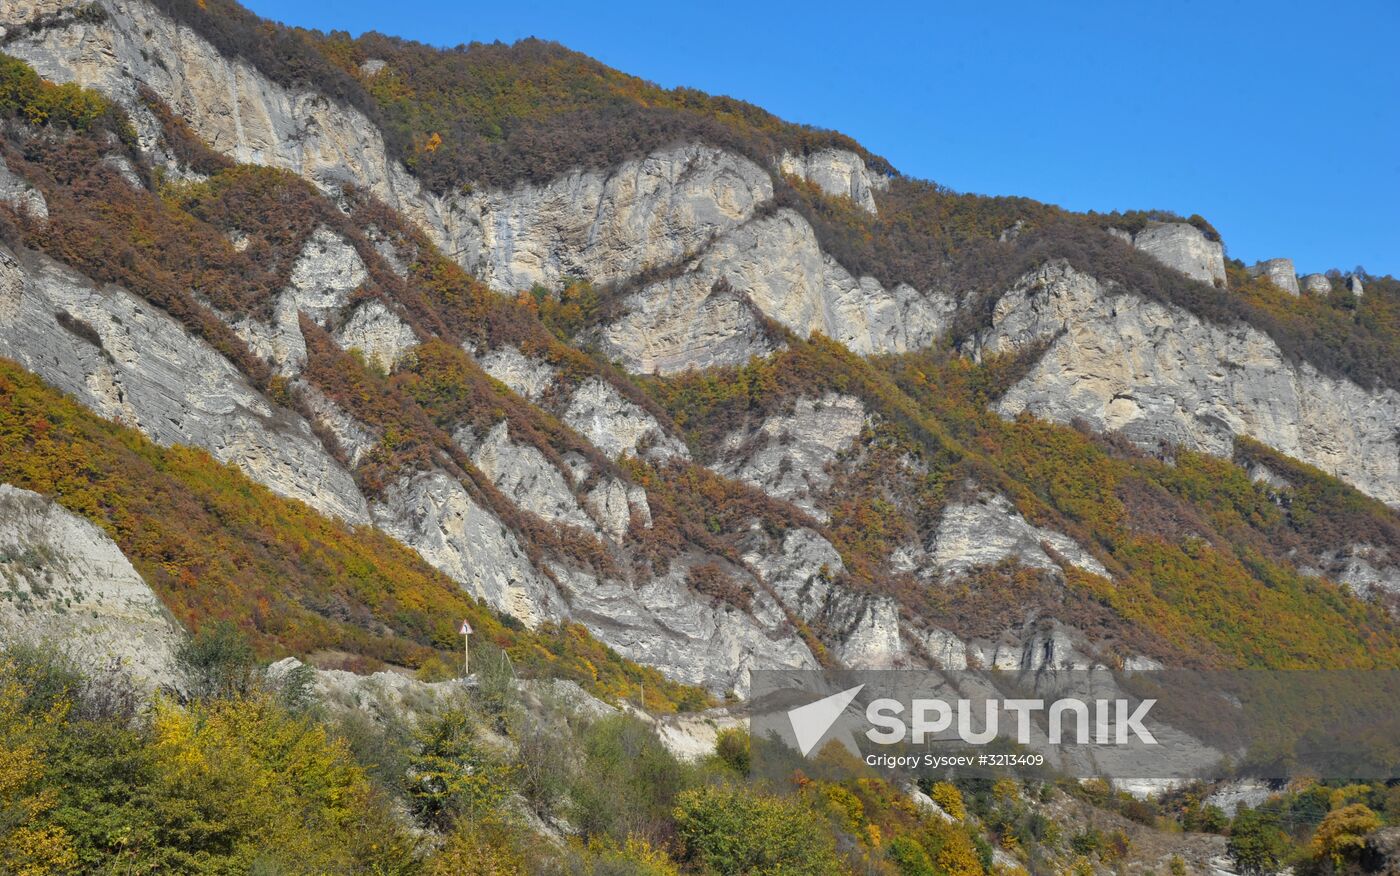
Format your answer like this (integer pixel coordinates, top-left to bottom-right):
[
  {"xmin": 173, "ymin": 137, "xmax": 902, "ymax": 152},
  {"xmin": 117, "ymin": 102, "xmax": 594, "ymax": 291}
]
[
  {"xmin": 145, "ymin": 693, "xmax": 414, "ymax": 872},
  {"xmin": 0, "ymin": 660, "xmax": 78, "ymax": 876},
  {"xmin": 1309, "ymin": 803, "xmax": 1381, "ymax": 872}
]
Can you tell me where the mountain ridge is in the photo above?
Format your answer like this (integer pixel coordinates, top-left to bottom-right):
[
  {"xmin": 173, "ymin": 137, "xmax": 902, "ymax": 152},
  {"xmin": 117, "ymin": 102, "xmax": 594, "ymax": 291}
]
[
  {"xmin": 1, "ymin": 3, "xmax": 1399, "ymax": 872},
  {"xmin": 0, "ymin": 0, "xmax": 1397, "ymax": 689}
]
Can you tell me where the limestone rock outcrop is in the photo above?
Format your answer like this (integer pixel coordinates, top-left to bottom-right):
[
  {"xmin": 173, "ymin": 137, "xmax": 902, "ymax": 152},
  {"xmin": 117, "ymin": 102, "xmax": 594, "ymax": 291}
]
[
  {"xmin": 0, "ymin": 153, "xmax": 47, "ymax": 221},
  {"xmin": 266, "ymin": 656, "xmax": 463, "ymax": 727},
  {"xmin": 9, "ymin": 0, "xmax": 1400, "ymax": 706},
  {"xmin": 550, "ymin": 556, "xmax": 816, "ymax": 696},
  {"xmin": 584, "ymin": 477, "xmax": 652, "ymax": 541},
  {"xmin": 712, "ymin": 393, "xmax": 868, "ymax": 521},
  {"xmin": 369, "ymin": 470, "xmax": 566, "ymax": 628},
  {"xmin": 1113, "ymin": 222, "xmax": 1227, "ymax": 287},
  {"xmin": 1247, "ymin": 258, "xmax": 1300, "ymax": 296},
  {"xmin": 921, "ymin": 620, "xmax": 1099, "ymax": 672},
  {"xmin": 459, "ymin": 143, "xmax": 774, "ymax": 293},
  {"xmin": 778, "ymin": 148, "xmax": 887, "ymax": 215},
  {"xmin": 974, "ymin": 260, "xmax": 1400, "ymax": 507},
  {"xmin": 1306, "ymin": 544, "xmax": 1400, "ymax": 599},
  {"xmin": 0, "ymin": 484, "xmax": 183, "ymax": 688},
  {"xmin": 3, "ymin": 1, "xmax": 949, "ymax": 381},
  {"xmin": 599, "ymin": 209, "xmax": 953, "ymax": 374},
  {"xmin": 1302, "ymin": 273, "xmax": 1332, "ymax": 295},
  {"xmin": 562, "ymin": 378, "xmax": 689, "ymax": 461},
  {"xmin": 334, "ymin": 300, "xmax": 417, "ymax": 372},
  {"xmin": 744, "ymin": 528, "xmax": 906, "ymax": 669},
  {"xmin": 925, "ymin": 491, "xmax": 1109, "ymax": 580},
  {"xmin": 0, "ymin": 247, "xmax": 370, "ymax": 523},
  {"xmin": 296, "ymin": 382, "xmax": 379, "ymax": 467},
  {"xmin": 235, "ymin": 227, "xmax": 372, "ymax": 376},
  {"xmin": 0, "ymin": 0, "xmax": 466, "ymax": 259},
  {"xmin": 478, "ymin": 345, "xmax": 559, "ymax": 402},
  {"xmin": 463, "ymin": 421, "xmax": 598, "ymax": 534}
]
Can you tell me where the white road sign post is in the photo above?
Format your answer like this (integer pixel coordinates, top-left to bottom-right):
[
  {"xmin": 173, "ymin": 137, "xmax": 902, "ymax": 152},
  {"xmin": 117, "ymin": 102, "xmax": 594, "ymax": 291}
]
[{"xmin": 460, "ymin": 619, "xmax": 473, "ymax": 677}]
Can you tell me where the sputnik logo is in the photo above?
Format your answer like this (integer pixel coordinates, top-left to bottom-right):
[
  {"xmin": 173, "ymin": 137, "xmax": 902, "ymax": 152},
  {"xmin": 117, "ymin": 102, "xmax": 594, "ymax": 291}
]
[{"xmin": 787, "ymin": 684, "xmax": 864, "ymax": 757}]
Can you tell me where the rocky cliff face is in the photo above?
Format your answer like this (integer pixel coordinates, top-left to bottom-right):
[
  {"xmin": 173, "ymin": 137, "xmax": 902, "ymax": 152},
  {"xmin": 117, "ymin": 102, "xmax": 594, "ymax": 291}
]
[
  {"xmin": 744, "ymin": 527, "xmax": 906, "ymax": 669},
  {"xmin": 1112, "ymin": 222, "xmax": 1227, "ymax": 287},
  {"xmin": 561, "ymin": 378, "xmax": 690, "ymax": 461},
  {"xmin": 0, "ymin": 0, "xmax": 828, "ymax": 688},
  {"xmin": 923, "ymin": 491, "xmax": 1109, "ymax": 580},
  {"xmin": 974, "ymin": 261, "xmax": 1400, "ymax": 507},
  {"xmin": 1302, "ymin": 273, "xmax": 1333, "ymax": 295},
  {"xmin": 0, "ymin": 246, "xmax": 370, "ymax": 523},
  {"xmin": 777, "ymin": 148, "xmax": 887, "ymax": 215},
  {"xmin": 921, "ymin": 620, "xmax": 1108, "ymax": 673},
  {"xmin": 462, "ymin": 421, "xmax": 599, "ymax": 535},
  {"xmin": 1304, "ymin": 544, "xmax": 1400, "ymax": 599},
  {"xmin": 458, "ymin": 143, "xmax": 774, "ymax": 292},
  {"xmin": 478, "ymin": 345, "xmax": 560, "ymax": 402},
  {"xmin": 1, "ymin": 0, "xmax": 448, "ymax": 239},
  {"xmin": 335, "ymin": 300, "xmax": 417, "ymax": 371},
  {"xmin": 1248, "ymin": 258, "xmax": 1300, "ymax": 296},
  {"xmin": 712, "ymin": 393, "xmax": 868, "ymax": 522},
  {"xmin": 583, "ymin": 476, "xmax": 651, "ymax": 541},
  {"xmin": 0, "ymin": 483, "xmax": 183, "ymax": 688},
  {"xmin": 0, "ymin": 153, "xmax": 47, "ymax": 221},
  {"xmin": 234, "ymin": 226, "xmax": 377, "ymax": 376},
  {"xmin": 551, "ymin": 554, "xmax": 817, "ymax": 696},
  {"xmin": 4, "ymin": 0, "xmax": 1399, "ymax": 705},
  {"xmin": 598, "ymin": 208, "xmax": 953, "ymax": 374},
  {"xmin": 3, "ymin": 2, "xmax": 954, "ymax": 378},
  {"xmin": 476, "ymin": 347, "xmax": 690, "ymax": 465},
  {"xmin": 369, "ymin": 469, "xmax": 566, "ymax": 629}
]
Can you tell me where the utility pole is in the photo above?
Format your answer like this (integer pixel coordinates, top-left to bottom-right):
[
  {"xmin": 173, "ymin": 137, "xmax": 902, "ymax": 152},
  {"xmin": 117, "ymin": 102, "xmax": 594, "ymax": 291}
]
[{"xmin": 459, "ymin": 619, "xmax": 473, "ymax": 678}]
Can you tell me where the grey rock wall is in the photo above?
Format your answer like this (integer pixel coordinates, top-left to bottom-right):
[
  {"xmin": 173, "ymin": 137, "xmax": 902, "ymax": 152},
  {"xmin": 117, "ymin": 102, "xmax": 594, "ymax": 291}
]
[
  {"xmin": 974, "ymin": 260, "xmax": 1400, "ymax": 507},
  {"xmin": 1115, "ymin": 222, "xmax": 1227, "ymax": 286},
  {"xmin": 778, "ymin": 148, "xmax": 887, "ymax": 215},
  {"xmin": 369, "ymin": 469, "xmax": 566, "ymax": 628},
  {"xmin": 712, "ymin": 393, "xmax": 868, "ymax": 522},
  {"xmin": 599, "ymin": 209, "xmax": 952, "ymax": 374},
  {"xmin": 0, "ymin": 247, "xmax": 370, "ymax": 523},
  {"xmin": 0, "ymin": 483, "xmax": 183, "ymax": 689},
  {"xmin": 1302, "ymin": 273, "xmax": 1332, "ymax": 295},
  {"xmin": 1247, "ymin": 258, "xmax": 1300, "ymax": 296}
]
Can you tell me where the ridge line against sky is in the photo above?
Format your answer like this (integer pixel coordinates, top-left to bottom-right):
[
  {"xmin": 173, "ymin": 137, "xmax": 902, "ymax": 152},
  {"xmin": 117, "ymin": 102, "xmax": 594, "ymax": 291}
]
[{"xmin": 245, "ymin": 0, "xmax": 1399, "ymax": 278}]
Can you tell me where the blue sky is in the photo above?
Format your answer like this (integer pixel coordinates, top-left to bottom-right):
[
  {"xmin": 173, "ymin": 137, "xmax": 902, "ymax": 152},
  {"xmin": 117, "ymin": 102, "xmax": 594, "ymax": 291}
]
[{"xmin": 246, "ymin": 0, "xmax": 1399, "ymax": 277}]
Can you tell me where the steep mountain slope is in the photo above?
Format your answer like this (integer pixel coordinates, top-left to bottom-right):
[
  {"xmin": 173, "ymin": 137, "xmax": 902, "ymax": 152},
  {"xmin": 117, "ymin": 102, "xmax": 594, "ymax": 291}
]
[
  {"xmin": 0, "ymin": 356, "xmax": 709, "ymax": 708},
  {"xmin": 0, "ymin": 0, "xmax": 1396, "ymax": 716}
]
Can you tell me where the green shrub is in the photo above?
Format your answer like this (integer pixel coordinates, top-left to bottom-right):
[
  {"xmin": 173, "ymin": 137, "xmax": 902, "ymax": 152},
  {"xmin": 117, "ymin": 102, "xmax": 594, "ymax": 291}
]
[
  {"xmin": 570, "ymin": 715, "xmax": 690, "ymax": 844},
  {"xmin": 672, "ymin": 784, "xmax": 841, "ymax": 876},
  {"xmin": 406, "ymin": 705, "xmax": 514, "ymax": 828},
  {"xmin": 175, "ymin": 619, "xmax": 257, "ymax": 700},
  {"xmin": 713, "ymin": 727, "xmax": 750, "ymax": 775}
]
